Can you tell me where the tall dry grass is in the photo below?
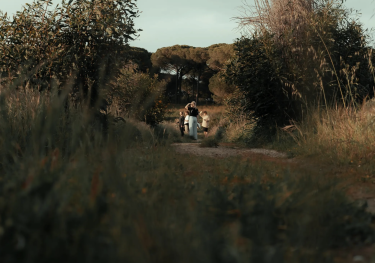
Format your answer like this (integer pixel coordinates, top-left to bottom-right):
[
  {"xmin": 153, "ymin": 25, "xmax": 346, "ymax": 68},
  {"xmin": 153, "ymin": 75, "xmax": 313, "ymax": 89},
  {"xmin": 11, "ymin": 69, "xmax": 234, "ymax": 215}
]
[
  {"xmin": 237, "ymin": 0, "xmax": 314, "ymax": 39},
  {"xmin": 287, "ymin": 100, "xmax": 375, "ymax": 169}
]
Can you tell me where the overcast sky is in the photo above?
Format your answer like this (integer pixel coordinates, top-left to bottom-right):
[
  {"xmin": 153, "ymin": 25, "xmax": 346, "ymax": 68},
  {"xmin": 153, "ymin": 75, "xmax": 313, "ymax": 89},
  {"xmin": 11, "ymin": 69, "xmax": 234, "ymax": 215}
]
[{"xmin": 3, "ymin": 0, "xmax": 375, "ymax": 52}]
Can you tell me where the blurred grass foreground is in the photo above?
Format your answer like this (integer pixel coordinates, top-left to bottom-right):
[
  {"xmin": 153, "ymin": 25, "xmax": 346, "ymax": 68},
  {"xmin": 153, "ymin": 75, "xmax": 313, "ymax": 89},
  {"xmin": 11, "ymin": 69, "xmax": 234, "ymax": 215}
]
[
  {"xmin": 0, "ymin": 0, "xmax": 375, "ymax": 262},
  {"xmin": 0, "ymin": 87, "xmax": 374, "ymax": 263}
]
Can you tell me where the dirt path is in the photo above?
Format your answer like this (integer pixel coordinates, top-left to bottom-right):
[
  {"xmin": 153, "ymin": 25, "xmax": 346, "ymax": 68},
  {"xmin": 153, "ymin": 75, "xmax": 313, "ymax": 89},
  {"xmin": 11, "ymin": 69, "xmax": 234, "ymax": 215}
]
[
  {"xmin": 172, "ymin": 141, "xmax": 375, "ymax": 262},
  {"xmin": 172, "ymin": 142, "xmax": 375, "ymax": 213},
  {"xmin": 171, "ymin": 143, "xmax": 288, "ymax": 159}
]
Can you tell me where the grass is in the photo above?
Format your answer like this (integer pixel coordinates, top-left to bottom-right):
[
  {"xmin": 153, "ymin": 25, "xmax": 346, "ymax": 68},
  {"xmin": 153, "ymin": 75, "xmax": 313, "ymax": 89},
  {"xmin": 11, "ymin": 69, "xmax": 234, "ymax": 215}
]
[
  {"xmin": 270, "ymin": 101, "xmax": 375, "ymax": 174},
  {"xmin": 1, "ymin": 89, "xmax": 375, "ymax": 262}
]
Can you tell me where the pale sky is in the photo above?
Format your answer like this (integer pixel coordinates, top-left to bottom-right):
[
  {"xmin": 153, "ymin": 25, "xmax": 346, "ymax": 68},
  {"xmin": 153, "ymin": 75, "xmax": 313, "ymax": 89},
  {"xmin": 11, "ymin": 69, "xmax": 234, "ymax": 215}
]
[{"xmin": 2, "ymin": 0, "xmax": 375, "ymax": 52}]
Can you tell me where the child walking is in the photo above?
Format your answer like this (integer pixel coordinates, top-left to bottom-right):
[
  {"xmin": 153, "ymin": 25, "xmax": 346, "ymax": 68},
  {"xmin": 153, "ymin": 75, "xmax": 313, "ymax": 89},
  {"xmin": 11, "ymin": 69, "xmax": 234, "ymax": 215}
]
[
  {"xmin": 179, "ymin": 111, "xmax": 185, "ymax": 136},
  {"xmin": 200, "ymin": 111, "xmax": 210, "ymax": 138},
  {"xmin": 184, "ymin": 111, "xmax": 189, "ymax": 134}
]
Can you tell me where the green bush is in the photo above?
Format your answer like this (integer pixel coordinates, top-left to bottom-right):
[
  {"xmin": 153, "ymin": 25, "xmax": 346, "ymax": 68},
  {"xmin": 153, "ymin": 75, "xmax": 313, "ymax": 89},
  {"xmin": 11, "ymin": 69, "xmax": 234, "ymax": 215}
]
[
  {"xmin": 108, "ymin": 65, "xmax": 168, "ymax": 126},
  {"xmin": 226, "ymin": 34, "xmax": 290, "ymax": 142}
]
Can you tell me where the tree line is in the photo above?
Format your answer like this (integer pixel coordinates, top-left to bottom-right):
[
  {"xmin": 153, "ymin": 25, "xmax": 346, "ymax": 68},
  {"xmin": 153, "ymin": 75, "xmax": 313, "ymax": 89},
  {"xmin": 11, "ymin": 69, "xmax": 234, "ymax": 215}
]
[{"xmin": 150, "ymin": 43, "xmax": 235, "ymax": 103}]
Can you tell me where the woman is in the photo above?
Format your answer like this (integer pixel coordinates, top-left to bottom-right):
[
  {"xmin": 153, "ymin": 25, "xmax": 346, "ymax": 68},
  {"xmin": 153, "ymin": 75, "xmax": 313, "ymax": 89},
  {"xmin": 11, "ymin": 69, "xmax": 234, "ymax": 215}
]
[{"xmin": 185, "ymin": 101, "xmax": 199, "ymax": 140}]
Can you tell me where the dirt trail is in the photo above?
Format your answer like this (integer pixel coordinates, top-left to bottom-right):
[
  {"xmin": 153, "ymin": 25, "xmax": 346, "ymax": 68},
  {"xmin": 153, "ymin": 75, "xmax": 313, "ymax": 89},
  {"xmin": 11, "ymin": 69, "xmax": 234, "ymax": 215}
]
[
  {"xmin": 172, "ymin": 142, "xmax": 375, "ymax": 214},
  {"xmin": 172, "ymin": 141, "xmax": 375, "ymax": 262},
  {"xmin": 171, "ymin": 143, "xmax": 288, "ymax": 159}
]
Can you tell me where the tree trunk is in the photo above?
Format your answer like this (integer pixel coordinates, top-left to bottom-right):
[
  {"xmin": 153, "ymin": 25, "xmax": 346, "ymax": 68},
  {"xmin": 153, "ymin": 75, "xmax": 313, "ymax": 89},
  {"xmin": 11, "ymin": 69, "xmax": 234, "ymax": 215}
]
[
  {"xmin": 196, "ymin": 72, "xmax": 200, "ymax": 104},
  {"xmin": 175, "ymin": 69, "xmax": 179, "ymax": 103},
  {"xmin": 178, "ymin": 73, "xmax": 183, "ymax": 103}
]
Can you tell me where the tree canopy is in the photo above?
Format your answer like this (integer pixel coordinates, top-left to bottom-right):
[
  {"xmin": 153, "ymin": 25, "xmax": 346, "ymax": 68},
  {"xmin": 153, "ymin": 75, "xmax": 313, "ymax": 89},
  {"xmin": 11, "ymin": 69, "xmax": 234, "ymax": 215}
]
[
  {"xmin": 151, "ymin": 45, "xmax": 193, "ymax": 102},
  {"xmin": 0, "ymin": 0, "xmax": 139, "ymax": 107},
  {"xmin": 207, "ymin": 44, "xmax": 235, "ymax": 71},
  {"xmin": 151, "ymin": 44, "xmax": 235, "ymax": 103}
]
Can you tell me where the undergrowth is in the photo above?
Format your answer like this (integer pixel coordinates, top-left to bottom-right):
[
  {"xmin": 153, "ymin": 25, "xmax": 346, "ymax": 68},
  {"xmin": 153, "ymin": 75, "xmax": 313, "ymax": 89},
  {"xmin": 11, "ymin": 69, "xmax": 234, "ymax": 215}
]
[
  {"xmin": 270, "ymin": 101, "xmax": 375, "ymax": 173},
  {"xmin": 0, "ymin": 89, "xmax": 374, "ymax": 263}
]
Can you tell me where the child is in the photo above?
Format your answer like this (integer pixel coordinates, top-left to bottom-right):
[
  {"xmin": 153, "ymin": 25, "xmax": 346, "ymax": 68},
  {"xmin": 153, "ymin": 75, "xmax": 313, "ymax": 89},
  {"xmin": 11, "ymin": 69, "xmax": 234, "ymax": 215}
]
[
  {"xmin": 179, "ymin": 111, "xmax": 185, "ymax": 136},
  {"xmin": 200, "ymin": 111, "xmax": 210, "ymax": 138},
  {"xmin": 184, "ymin": 111, "xmax": 189, "ymax": 134}
]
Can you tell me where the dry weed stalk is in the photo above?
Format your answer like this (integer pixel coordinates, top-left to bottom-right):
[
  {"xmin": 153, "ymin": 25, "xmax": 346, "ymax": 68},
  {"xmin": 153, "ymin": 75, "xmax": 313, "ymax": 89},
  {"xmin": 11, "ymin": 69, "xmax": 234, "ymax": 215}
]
[{"xmin": 236, "ymin": 0, "xmax": 316, "ymax": 41}]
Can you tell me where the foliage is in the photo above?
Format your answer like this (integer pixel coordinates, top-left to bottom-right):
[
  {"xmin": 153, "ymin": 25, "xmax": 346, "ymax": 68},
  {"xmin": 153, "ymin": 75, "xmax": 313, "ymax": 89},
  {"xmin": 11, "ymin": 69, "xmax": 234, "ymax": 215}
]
[
  {"xmin": 128, "ymin": 46, "xmax": 152, "ymax": 73},
  {"xmin": 151, "ymin": 44, "xmax": 237, "ymax": 103},
  {"xmin": 227, "ymin": 0, "xmax": 375, "ymax": 142},
  {"xmin": 108, "ymin": 64, "xmax": 168, "ymax": 126},
  {"xmin": 188, "ymin": 47, "xmax": 210, "ymax": 101},
  {"xmin": 0, "ymin": 0, "xmax": 139, "ymax": 107},
  {"xmin": 206, "ymin": 43, "xmax": 235, "ymax": 71},
  {"xmin": 151, "ymin": 45, "xmax": 193, "ymax": 102},
  {"xmin": 285, "ymin": 101, "xmax": 375, "ymax": 173},
  {"xmin": 208, "ymin": 73, "xmax": 236, "ymax": 103},
  {"xmin": 0, "ymin": 89, "xmax": 375, "ymax": 262},
  {"xmin": 226, "ymin": 34, "xmax": 293, "ymax": 142}
]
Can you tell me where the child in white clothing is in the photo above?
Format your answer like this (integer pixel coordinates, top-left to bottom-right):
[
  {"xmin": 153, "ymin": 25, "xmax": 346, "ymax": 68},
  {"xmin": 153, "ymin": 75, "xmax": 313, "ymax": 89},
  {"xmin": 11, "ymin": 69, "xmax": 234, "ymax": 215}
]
[
  {"xmin": 184, "ymin": 111, "xmax": 189, "ymax": 133},
  {"xmin": 200, "ymin": 111, "xmax": 210, "ymax": 138}
]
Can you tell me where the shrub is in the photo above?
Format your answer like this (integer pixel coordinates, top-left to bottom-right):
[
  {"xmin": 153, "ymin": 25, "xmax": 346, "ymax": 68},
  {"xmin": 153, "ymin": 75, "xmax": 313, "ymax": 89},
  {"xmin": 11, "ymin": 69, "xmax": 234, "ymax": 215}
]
[
  {"xmin": 226, "ymin": 0, "xmax": 375, "ymax": 142},
  {"xmin": 108, "ymin": 64, "xmax": 168, "ymax": 126},
  {"xmin": 0, "ymin": 0, "xmax": 139, "ymax": 107},
  {"xmin": 226, "ymin": 34, "xmax": 291, "ymax": 142}
]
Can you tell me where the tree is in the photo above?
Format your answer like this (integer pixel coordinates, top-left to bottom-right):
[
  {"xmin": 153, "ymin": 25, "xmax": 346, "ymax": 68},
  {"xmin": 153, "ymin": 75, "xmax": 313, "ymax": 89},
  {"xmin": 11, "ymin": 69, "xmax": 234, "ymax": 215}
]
[
  {"xmin": 207, "ymin": 44, "xmax": 235, "ymax": 71},
  {"xmin": 208, "ymin": 73, "xmax": 235, "ymax": 103},
  {"xmin": 0, "ymin": 0, "xmax": 140, "ymax": 108},
  {"xmin": 188, "ymin": 47, "xmax": 209, "ymax": 101},
  {"xmin": 205, "ymin": 44, "xmax": 235, "ymax": 103},
  {"xmin": 128, "ymin": 47, "xmax": 152, "ymax": 73},
  {"xmin": 151, "ymin": 44, "xmax": 237, "ymax": 103},
  {"xmin": 151, "ymin": 45, "xmax": 193, "ymax": 103}
]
